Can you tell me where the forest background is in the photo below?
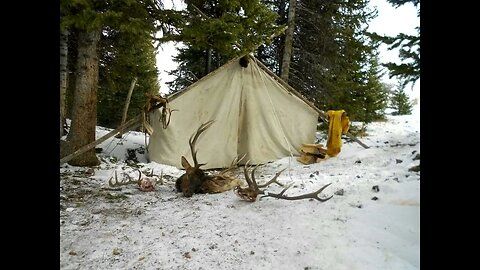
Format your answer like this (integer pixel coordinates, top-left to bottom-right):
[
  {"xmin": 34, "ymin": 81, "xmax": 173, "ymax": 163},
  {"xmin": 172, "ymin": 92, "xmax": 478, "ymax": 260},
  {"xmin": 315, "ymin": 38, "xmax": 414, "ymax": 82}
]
[{"xmin": 59, "ymin": 0, "xmax": 420, "ymax": 167}]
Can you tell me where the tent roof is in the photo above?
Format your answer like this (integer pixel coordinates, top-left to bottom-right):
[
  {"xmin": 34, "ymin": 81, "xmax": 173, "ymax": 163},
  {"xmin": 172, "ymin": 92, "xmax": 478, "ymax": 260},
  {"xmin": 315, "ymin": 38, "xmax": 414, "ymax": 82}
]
[
  {"xmin": 148, "ymin": 54, "xmax": 321, "ymax": 169},
  {"xmin": 166, "ymin": 54, "xmax": 323, "ymax": 117}
]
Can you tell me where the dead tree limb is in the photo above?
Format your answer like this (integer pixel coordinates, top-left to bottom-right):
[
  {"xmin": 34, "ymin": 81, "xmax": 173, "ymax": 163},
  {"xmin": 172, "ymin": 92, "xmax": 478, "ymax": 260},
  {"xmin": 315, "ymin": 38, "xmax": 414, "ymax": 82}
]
[
  {"xmin": 116, "ymin": 77, "xmax": 138, "ymax": 138},
  {"xmin": 60, "ymin": 114, "xmax": 142, "ymax": 165}
]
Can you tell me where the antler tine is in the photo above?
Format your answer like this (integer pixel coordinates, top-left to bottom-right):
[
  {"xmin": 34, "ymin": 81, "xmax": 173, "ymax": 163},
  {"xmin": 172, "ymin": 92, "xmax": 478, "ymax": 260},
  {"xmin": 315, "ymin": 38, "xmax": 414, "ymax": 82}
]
[
  {"xmin": 262, "ymin": 183, "xmax": 333, "ymax": 202},
  {"xmin": 162, "ymin": 108, "xmax": 178, "ymax": 129},
  {"xmin": 256, "ymin": 168, "xmax": 286, "ymax": 188},
  {"xmin": 218, "ymin": 154, "xmax": 245, "ymax": 175},
  {"xmin": 108, "ymin": 170, "xmax": 141, "ymax": 187},
  {"xmin": 243, "ymin": 160, "xmax": 256, "ymax": 191},
  {"xmin": 136, "ymin": 169, "xmax": 142, "ymax": 182},
  {"xmin": 157, "ymin": 171, "xmax": 164, "ymax": 184},
  {"xmin": 189, "ymin": 120, "xmax": 215, "ymax": 167},
  {"xmin": 108, "ymin": 170, "xmax": 119, "ymax": 187},
  {"xmin": 143, "ymin": 168, "xmax": 163, "ymax": 184},
  {"xmin": 145, "ymin": 168, "xmax": 153, "ymax": 177},
  {"xmin": 249, "ymin": 164, "xmax": 260, "ymax": 191}
]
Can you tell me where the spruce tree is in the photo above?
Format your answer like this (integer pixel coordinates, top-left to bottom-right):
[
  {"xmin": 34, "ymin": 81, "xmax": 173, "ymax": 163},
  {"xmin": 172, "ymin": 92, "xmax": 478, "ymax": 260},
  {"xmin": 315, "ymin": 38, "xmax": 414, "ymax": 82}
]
[
  {"xmin": 98, "ymin": 29, "xmax": 160, "ymax": 128},
  {"xmin": 60, "ymin": 0, "xmax": 167, "ymax": 166},
  {"xmin": 255, "ymin": 0, "xmax": 288, "ymax": 74},
  {"xmin": 369, "ymin": 0, "xmax": 420, "ymax": 89},
  {"xmin": 390, "ymin": 87, "xmax": 413, "ymax": 115},
  {"xmin": 164, "ymin": 0, "xmax": 282, "ymax": 92},
  {"xmin": 287, "ymin": 0, "xmax": 384, "ymax": 122}
]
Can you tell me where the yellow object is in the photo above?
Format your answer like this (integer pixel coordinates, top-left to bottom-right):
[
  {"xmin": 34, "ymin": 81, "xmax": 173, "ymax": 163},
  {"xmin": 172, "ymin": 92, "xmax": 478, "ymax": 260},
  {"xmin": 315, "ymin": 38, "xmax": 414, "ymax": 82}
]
[
  {"xmin": 296, "ymin": 144, "xmax": 328, "ymax": 164},
  {"xmin": 326, "ymin": 110, "xmax": 350, "ymax": 157},
  {"xmin": 297, "ymin": 154, "xmax": 317, "ymax": 165},
  {"xmin": 300, "ymin": 144, "xmax": 327, "ymax": 155}
]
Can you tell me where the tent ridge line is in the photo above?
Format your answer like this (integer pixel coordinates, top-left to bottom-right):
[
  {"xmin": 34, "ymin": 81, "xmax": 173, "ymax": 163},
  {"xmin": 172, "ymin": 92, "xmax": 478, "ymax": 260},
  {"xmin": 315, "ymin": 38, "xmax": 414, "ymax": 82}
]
[
  {"xmin": 251, "ymin": 56, "xmax": 370, "ymax": 149},
  {"xmin": 251, "ymin": 55, "xmax": 320, "ymax": 115},
  {"xmin": 166, "ymin": 55, "xmax": 245, "ymax": 103}
]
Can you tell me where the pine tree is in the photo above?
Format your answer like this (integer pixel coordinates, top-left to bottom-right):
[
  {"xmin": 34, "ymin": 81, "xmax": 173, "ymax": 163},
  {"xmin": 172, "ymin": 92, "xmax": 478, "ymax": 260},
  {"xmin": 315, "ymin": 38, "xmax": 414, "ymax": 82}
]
[
  {"xmin": 98, "ymin": 29, "xmax": 160, "ymax": 128},
  {"xmin": 280, "ymin": 0, "xmax": 297, "ymax": 82},
  {"xmin": 390, "ymin": 87, "xmax": 413, "ymax": 115},
  {"xmin": 60, "ymin": 0, "xmax": 166, "ymax": 166},
  {"xmin": 369, "ymin": 0, "xmax": 420, "ymax": 89},
  {"xmin": 164, "ymin": 0, "xmax": 282, "ymax": 92},
  {"xmin": 60, "ymin": 29, "xmax": 69, "ymax": 138},
  {"xmin": 255, "ymin": 0, "xmax": 288, "ymax": 74},
  {"xmin": 286, "ymin": 0, "xmax": 383, "ymax": 122}
]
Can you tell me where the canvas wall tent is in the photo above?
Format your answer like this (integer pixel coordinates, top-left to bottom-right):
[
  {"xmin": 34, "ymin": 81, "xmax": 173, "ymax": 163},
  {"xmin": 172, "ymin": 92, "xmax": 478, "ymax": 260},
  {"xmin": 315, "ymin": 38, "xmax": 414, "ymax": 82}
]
[{"xmin": 147, "ymin": 55, "xmax": 321, "ymax": 169}]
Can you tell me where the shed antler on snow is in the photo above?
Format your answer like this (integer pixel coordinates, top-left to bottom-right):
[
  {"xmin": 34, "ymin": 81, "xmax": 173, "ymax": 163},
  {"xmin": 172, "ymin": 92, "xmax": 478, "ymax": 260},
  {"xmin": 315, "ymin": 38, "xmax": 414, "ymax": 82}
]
[
  {"xmin": 235, "ymin": 162, "xmax": 333, "ymax": 202},
  {"xmin": 108, "ymin": 169, "xmax": 163, "ymax": 192}
]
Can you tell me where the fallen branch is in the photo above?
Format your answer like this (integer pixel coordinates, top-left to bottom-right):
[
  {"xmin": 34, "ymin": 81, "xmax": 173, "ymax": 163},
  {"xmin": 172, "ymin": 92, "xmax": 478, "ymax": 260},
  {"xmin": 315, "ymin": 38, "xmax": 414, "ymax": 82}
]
[{"xmin": 60, "ymin": 115, "xmax": 143, "ymax": 165}]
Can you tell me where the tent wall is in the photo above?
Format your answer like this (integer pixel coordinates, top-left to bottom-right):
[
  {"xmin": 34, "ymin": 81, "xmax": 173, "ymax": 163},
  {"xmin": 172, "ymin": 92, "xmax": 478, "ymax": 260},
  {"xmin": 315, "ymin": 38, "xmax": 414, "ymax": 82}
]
[{"xmin": 148, "ymin": 57, "xmax": 318, "ymax": 169}]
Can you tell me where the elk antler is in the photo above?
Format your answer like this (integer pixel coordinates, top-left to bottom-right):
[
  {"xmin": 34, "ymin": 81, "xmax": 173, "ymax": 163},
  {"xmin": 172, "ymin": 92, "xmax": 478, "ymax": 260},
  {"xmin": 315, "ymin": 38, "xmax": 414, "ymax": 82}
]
[
  {"xmin": 262, "ymin": 183, "xmax": 333, "ymax": 202},
  {"xmin": 108, "ymin": 169, "xmax": 163, "ymax": 191},
  {"xmin": 197, "ymin": 155, "xmax": 246, "ymax": 194},
  {"xmin": 216, "ymin": 154, "xmax": 246, "ymax": 176},
  {"xmin": 235, "ymin": 162, "xmax": 333, "ymax": 202},
  {"xmin": 108, "ymin": 169, "xmax": 142, "ymax": 187},
  {"xmin": 188, "ymin": 120, "xmax": 215, "ymax": 168},
  {"xmin": 161, "ymin": 107, "xmax": 178, "ymax": 129}
]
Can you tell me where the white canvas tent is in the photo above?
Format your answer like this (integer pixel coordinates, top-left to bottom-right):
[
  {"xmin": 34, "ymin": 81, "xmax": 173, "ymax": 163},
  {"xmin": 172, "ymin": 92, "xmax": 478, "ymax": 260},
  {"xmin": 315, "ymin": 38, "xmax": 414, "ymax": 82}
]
[{"xmin": 147, "ymin": 55, "xmax": 320, "ymax": 169}]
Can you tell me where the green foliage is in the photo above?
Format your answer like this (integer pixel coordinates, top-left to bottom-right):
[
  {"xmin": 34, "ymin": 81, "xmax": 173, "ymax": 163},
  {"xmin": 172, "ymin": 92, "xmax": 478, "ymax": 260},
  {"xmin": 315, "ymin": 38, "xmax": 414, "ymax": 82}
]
[
  {"xmin": 61, "ymin": 0, "xmax": 165, "ymax": 127},
  {"xmin": 166, "ymin": 0, "xmax": 281, "ymax": 55},
  {"xmin": 61, "ymin": 0, "xmax": 162, "ymax": 33},
  {"xmin": 165, "ymin": 0, "xmax": 282, "ymax": 91},
  {"xmin": 167, "ymin": 47, "xmax": 225, "ymax": 91},
  {"xmin": 162, "ymin": 0, "xmax": 389, "ymax": 124},
  {"xmin": 369, "ymin": 30, "xmax": 419, "ymax": 89},
  {"xmin": 283, "ymin": 0, "xmax": 386, "ymax": 123},
  {"xmin": 97, "ymin": 30, "xmax": 160, "ymax": 128},
  {"xmin": 389, "ymin": 87, "xmax": 413, "ymax": 115},
  {"xmin": 255, "ymin": 0, "xmax": 294, "ymax": 74},
  {"xmin": 386, "ymin": 0, "xmax": 420, "ymax": 8},
  {"xmin": 368, "ymin": 0, "xmax": 420, "ymax": 89}
]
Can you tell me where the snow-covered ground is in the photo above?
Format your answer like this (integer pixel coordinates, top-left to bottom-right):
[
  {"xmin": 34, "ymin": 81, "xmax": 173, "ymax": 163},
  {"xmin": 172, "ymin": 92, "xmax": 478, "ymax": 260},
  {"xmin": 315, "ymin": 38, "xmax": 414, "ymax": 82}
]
[{"xmin": 60, "ymin": 110, "xmax": 420, "ymax": 270}]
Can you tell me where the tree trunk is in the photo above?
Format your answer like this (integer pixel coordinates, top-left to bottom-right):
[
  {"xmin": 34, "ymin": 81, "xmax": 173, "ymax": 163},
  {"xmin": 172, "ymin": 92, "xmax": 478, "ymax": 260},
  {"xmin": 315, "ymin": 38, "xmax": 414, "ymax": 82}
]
[
  {"xmin": 206, "ymin": 48, "xmax": 212, "ymax": 74},
  {"xmin": 65, "ymin": 29, "xmax": 101, "ymax": 166},
  {"xmin": 60, "ymin": 29, "xmax": 69, "ymax": 138},
  {"xmin": 280, "ymin": 0, "xmax": 297, "ymax": 82}
]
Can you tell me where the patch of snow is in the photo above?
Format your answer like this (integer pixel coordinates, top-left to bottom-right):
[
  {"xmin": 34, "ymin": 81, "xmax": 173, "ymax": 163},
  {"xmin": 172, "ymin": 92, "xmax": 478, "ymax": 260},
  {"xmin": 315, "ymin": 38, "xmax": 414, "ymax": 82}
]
[{"xmin": 60, "ymin": 109, "xmax": 419, "ymax": 270}]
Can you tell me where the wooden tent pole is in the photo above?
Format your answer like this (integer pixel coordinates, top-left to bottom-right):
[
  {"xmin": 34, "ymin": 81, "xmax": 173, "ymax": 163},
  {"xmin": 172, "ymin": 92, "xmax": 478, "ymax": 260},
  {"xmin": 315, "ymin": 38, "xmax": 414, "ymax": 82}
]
[{"xmin": 116, "ymin": 77, "xmax": 138, "ymax": 137}]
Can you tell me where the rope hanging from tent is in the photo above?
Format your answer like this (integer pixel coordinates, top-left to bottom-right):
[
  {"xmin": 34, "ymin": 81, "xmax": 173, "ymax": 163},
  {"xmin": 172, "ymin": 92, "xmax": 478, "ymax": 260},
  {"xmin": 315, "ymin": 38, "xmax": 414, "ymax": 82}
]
[{"xmin": 105, "ymin": 131, "xmax": 132, "ymax": 157}]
